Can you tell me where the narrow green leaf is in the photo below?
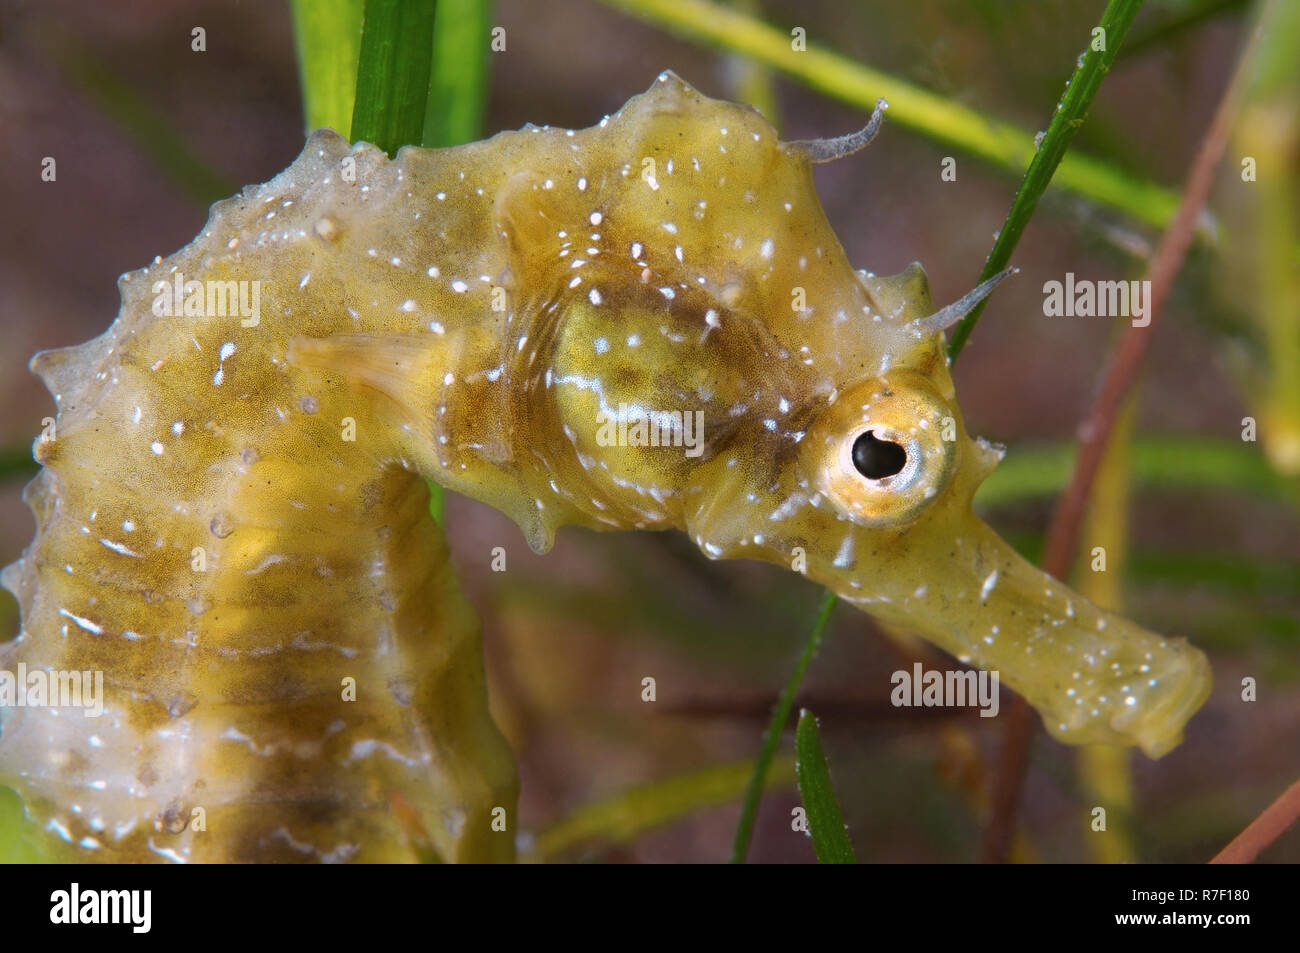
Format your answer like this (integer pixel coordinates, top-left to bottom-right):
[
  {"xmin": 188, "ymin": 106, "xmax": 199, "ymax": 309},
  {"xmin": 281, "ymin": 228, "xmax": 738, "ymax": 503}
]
[
  {"xmin": 1126, "ymin": 548, "xmax": 1300, "ymax": 598},
  {"xmin": 424, "ymin": 0, "xmax": 495, "ymax": 147},
  {"xmin": 1121, "ymin": 0, "xmax": 1245, "ymax": 59},
  {"xmin": 794, "ymin": 709, "xmax": 857, "ymax": 864},
  {"xmin": 0, "ymin": 786, "xmax": 44, "ymax": 863},
  {"xmin": 419, "ymin": 0, "xmax": 496, "ymax": 519},
  {"xmin": 947, "ymin": 0, "xmax": 1146, "ymax": 360},
  {"xmin": 347, "ymin": 0, "xmax": 462, "ymax": 519},
  {"xmin": 731, "ymin": 589, "xmax": 836, "ymax": 863},
  {"xmin": 0, "ymin": 443, "xmax": 38, "ymax": 484},
  {"xmin": 51, "ymin": 42, "xmax": 233, "ymax": 206},
  {"xmin": 290, "ymin": 0, "xmax": 365, "ymax": 134},
  {"xmin": 531, "ymin": 756, "xmax": 797, "ymax": 862},
  {"xmin": 425, "ymin": 479, "xmax": 445, "ymax": 526},
  {"xmin": 350, "ymin": 0, "xmax": 438, "ymax": 156},
  {"xmin": 975, "ymin": 436, "xmax": 1289, "ymax": 508},
  {"xmin": 726, "ymin": 0, "xmax": 781, "ymax": 125}
]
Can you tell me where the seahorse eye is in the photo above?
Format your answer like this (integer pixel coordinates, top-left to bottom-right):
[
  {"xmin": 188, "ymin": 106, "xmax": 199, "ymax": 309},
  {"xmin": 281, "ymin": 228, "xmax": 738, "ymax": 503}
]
[
  {"xmin": 801, "ymin": 375, "xmax": 958, "ymax": 528},
  {"xmin": 851, "ymin": 431, "xmax": 907, "ymax": 480}
]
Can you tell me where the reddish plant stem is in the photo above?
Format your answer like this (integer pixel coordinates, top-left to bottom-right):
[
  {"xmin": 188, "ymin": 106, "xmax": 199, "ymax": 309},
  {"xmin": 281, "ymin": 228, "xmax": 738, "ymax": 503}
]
[
  {"xmin": 1211, "ymin": 777, "xmax": 1300, "ymax": 863},
  {"xmin": 980, "ymin": 9, "xmax": 1270, "ymax": 865},
  {"xmin": 981, "ymin": 698, "xmax": 1035, "ymax": 864}
]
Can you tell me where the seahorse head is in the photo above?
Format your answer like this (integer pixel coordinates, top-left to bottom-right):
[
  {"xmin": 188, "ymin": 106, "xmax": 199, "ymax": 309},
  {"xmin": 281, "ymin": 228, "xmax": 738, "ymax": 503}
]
[{"xmin": 495, "ymin": 73, "xmax": 1209, "ymax": 757}]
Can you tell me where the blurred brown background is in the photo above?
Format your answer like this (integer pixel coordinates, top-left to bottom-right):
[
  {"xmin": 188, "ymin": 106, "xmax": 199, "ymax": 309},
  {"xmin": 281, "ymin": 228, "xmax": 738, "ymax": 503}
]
[{"xmin": 1, "ymin": 0, "xmax": 1296, "ymax": 862}]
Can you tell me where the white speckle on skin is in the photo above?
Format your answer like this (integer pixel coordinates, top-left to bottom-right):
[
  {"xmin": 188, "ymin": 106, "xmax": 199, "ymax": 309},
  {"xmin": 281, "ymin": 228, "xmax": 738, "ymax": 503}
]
[
  {"xmin": 589, "ymin": 288, "xmax": 603, "ymax": 306},
  {"xmin": 150, "ymin": 441, "xmax": 164, "ymax": 455},
  {"xmin": 594, "ymin": 337, "xmax": 610, "ymax": 355},
  {"xmin": 58, "ymin": 608, "xmax": 103, "ymax": 635},
  {"xmin": 451, "ymin": 280, "xmax": 468, "ymax": 293},
  {"xmin": 246, "ymin": 554, "xmax": 288, "ymax": 575},
  {"xmin": 99, "ymin": 538, "xmax": 141, "ymax": 558},
  {"xmin": 213, "ymin": 342, "xmax": 235, "ymax": 386},
  {"xmin": 980, "ymin": 569, "xmax": 999, "ymax": 603},
  {"xmin": 760, "ymin": 238, "xmax": 774, "ymax": 259}
]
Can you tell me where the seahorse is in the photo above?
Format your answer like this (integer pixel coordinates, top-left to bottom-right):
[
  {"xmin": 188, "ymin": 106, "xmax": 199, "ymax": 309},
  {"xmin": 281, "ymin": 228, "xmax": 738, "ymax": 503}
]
[{"xmin": 0, "ymin": 72, "xmax": 1211, "ymax": 863}]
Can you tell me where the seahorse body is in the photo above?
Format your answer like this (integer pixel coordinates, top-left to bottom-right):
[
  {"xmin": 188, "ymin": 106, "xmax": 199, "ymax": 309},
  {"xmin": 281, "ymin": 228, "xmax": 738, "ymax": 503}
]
[
  {"xmin": 1, "ymin": 72, "xmax": 1210, "ymax": 863},
  {"xmin": 0, "ymin": 123, "xmax": 520, "ymax": 863}
]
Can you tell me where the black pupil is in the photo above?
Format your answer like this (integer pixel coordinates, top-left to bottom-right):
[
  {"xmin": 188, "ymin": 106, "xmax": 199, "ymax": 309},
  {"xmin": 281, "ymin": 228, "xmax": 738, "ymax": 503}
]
[{"xmin": 851, "ymin": 431, "xmax": 907, "ymax": 479}]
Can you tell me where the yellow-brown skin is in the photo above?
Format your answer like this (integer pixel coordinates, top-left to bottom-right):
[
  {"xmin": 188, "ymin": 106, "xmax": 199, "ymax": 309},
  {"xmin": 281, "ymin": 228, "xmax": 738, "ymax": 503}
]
[{"xmin": 0, "ymin": 73, "xmax": 1209, "ymax": 862}]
